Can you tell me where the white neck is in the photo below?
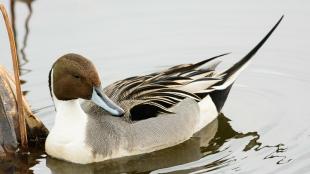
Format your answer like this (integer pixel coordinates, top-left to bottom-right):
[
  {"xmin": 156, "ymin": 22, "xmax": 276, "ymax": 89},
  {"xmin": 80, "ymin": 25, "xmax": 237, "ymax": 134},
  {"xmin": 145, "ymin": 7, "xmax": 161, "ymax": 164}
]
[
  {"xmin": 54, "ymin": 99, "xmax": 85, "ymax": 123},
  {"xmin": 53, "ymin": 98, "xmax": 83, "ymax": 117},
  {"xmin": 51, "ymin": 98, "xmax": 87, "ymax": 141}
]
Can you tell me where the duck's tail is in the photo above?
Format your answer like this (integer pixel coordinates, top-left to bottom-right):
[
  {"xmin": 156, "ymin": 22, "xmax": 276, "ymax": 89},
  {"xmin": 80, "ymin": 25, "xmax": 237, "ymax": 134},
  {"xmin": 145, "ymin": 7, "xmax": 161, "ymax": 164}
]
[
  {"xmin": 210, "ymin": 15, "xmax": 284, "ymax": 111},
  {"xmin": 215, "ymin": 15, "xmax": 284, "ymax": 90},
  {"xmin": 196, "ymin": 16, "xmax": 284, "ymax": 132}
]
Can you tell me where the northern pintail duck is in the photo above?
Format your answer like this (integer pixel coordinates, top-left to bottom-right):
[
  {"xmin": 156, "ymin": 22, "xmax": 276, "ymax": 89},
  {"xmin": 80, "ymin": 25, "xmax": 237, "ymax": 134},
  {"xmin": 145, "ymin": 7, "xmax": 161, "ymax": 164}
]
[{"xmin": 45, "ymin": 17, "xmax": 282, "ymax": 164}]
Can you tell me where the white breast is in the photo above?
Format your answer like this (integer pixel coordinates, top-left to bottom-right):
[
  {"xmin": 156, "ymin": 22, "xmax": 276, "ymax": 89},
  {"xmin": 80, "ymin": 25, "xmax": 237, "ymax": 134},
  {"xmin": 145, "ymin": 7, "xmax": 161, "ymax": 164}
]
[{"xmin": 45, "ymin": 99, "xmax": 94, "ymax": 164}]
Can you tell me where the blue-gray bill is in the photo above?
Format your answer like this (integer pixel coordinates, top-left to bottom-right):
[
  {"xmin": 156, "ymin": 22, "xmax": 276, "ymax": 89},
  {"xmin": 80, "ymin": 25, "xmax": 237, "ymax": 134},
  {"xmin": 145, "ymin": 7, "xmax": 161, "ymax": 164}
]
[{"xmin": 91, "ymin": 87, "xmax": 125, "ymax": 116}]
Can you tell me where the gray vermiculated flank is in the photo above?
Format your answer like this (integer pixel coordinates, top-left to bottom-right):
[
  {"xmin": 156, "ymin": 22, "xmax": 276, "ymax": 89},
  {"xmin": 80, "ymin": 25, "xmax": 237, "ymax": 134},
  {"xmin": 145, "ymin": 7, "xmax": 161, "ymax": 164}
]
[{"xmin": 82, "ymin": 98, "xmax": 199, "ymax": 158}]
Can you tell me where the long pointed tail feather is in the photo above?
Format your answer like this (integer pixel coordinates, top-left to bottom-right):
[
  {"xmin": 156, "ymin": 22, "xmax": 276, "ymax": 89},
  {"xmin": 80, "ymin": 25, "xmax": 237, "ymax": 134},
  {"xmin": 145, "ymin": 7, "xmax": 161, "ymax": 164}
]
[{"xmin": 214, "ymin": 15, "xmax": 284, "ymax": 90}]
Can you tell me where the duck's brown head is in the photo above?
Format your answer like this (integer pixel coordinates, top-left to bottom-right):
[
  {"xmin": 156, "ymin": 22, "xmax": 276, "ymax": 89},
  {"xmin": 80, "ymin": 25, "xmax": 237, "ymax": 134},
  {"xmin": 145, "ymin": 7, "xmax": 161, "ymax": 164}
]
[{"xmin": 49, "ymin": 53, "xmax": 124, "ymax": 116}]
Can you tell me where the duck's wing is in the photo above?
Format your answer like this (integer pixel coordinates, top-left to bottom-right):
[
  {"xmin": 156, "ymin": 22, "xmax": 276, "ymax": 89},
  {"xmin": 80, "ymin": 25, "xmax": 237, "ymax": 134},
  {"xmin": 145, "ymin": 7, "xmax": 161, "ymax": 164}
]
[
  {"xmin": 103, "ymin": 53, "xmax": 229, "ymax": 121},
  {"xmin": 103, "ymin": 16, "xmax": 283, "ymax": 122}
]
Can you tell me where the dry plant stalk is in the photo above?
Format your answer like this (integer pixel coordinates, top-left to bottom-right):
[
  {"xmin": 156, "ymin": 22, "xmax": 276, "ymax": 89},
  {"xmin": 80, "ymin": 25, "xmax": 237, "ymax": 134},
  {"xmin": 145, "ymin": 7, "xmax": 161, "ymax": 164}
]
[{"xmin": 0, "ymin": 4, "xmax": 28, "ymax": 150}]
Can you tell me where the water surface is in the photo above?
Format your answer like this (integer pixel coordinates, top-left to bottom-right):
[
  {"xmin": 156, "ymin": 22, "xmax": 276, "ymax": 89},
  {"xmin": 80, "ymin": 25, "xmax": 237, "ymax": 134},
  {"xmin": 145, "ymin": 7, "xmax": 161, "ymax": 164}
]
[{"xmin": 0, "ymin": 0, "xmax": 309, "ymax": 173}]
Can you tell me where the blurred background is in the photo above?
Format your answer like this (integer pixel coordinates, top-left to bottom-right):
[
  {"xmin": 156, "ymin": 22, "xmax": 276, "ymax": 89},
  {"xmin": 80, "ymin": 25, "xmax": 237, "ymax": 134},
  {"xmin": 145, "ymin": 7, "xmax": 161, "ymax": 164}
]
[{"xmin": 0, "ymin": 0, "xmax": 309, "ymax": 173}]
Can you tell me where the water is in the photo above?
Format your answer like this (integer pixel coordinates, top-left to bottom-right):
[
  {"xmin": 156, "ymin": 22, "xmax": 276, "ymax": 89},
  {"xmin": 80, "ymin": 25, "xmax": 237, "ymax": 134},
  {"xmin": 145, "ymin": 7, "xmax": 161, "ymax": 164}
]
[{"xmin": 0, "ymin": 0, "xmax": 309, "ymax": 173}]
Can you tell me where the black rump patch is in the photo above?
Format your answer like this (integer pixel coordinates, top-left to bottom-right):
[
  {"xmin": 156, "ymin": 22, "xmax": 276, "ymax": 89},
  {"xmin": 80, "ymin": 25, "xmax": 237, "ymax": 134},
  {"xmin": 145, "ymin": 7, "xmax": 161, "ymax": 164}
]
[{"xmin": 210, "ymin": 83, "xmax": 234, "ymax": 112}]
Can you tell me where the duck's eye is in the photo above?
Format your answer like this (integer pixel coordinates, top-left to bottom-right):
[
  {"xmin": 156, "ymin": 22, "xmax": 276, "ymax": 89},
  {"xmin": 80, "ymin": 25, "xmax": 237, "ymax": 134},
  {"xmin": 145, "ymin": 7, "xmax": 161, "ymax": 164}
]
[{"xmin": 73, "ymin": 75, "xmax": 80, "ymax": 79}]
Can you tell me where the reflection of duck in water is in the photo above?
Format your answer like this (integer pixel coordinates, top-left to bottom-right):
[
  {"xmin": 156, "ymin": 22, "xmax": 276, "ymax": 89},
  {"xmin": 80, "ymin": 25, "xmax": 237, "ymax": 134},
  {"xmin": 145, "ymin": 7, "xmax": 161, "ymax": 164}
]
[{"xmin": 45, "ymin": 17, "xmax": 283, "ymax": 164}]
